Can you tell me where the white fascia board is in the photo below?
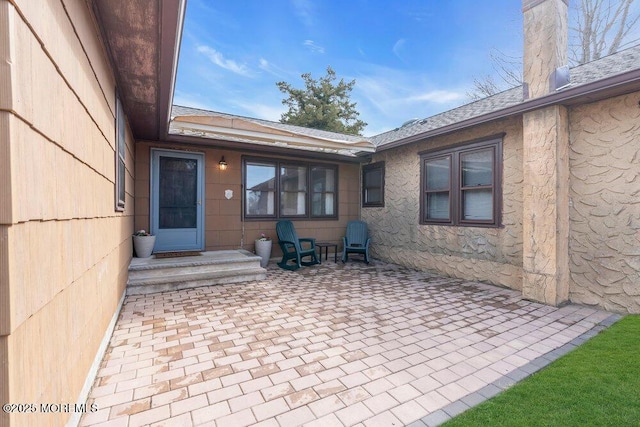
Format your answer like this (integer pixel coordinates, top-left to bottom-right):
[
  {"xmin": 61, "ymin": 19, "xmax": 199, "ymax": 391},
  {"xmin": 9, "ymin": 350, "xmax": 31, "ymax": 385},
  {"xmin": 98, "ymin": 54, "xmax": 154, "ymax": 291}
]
[{"xmin": 172, "ymin": 121, "xmax": 376, "ymax": 153}]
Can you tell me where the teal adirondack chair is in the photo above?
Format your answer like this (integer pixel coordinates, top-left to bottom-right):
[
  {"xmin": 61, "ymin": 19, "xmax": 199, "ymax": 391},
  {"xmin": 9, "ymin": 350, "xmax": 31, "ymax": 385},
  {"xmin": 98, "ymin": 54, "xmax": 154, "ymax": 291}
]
[
  {"xmin": 276, "ymin": 220, "xmax": 319, "ymax": 270},
  {"xmin": 342, "ymin": 220, "xmax": 370, "ymax": 263}
]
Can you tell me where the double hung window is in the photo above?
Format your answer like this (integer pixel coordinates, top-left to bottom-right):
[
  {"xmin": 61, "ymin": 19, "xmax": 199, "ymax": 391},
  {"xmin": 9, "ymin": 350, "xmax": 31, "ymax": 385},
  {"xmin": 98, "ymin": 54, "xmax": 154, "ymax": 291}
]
[
  {"xmin": 280, "ymin": 164, "xmax": 307, "ymax": 216},
  {"xmin": 420, "ymin": 137, "xmax": 502, "ymax": 227},
  {"xmin": 362, "ymin": 162, "xmax": 385, "ymax": 207},
  {"xmin": 311, "ymin": 165, "xmax": 336, "ymax": 217}
]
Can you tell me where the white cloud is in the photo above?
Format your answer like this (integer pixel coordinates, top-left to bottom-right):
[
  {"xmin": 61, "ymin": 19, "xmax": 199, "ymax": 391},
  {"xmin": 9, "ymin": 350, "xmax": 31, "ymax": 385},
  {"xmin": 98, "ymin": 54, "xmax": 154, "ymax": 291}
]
[
  {"xmin": 196, "ymin": 45, "xmax": 252, "ymax": 77},
  {"xmin": 406, "ymin": 90, "xmax": 465, "ymax": 104},
  {"xmin": 235, "ymin": 101, "xmax": 284, "ymax": 122},
  {"xmin": 355, "ymin": 68, "xmax": 464, "ymax": 110},
  {"xmin": 258, "ymin": 58, "xmax": 287, "ymax": 77},
  {"xmin": 392, "ymin": 38, "xmax": 406, "ymax": 59},
  {"xmin": 292, "ymin": 0, "xmax": 315, "ymax": 29},
  {"xmin": 351, "ymin": 65, "xmax": 467, "ymax": 135},
  {"xmin": 172, "ymin": 90, "xmax": 216, "ymax": 111},
  {"xmin": 303, "ymin": 40, "xmax": 325, "ymax": 54},
  {"xmin": 355, "ymin": 78, "xmax": 398, "ymax": 114}
]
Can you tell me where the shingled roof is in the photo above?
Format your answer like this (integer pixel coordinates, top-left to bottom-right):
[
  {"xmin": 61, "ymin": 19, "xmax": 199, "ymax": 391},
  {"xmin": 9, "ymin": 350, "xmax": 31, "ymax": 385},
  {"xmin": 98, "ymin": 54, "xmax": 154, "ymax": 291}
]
[
  {"xmin": 170, "ymin": 105, "xmax": 374, "ymax": 156},
  {"xmin": 171, "ymin": 105, "xmax": 368, "ymax": 145},
  {"xmin": 370, "ymin": 44, "xmax": 640, "ymax": 149}
]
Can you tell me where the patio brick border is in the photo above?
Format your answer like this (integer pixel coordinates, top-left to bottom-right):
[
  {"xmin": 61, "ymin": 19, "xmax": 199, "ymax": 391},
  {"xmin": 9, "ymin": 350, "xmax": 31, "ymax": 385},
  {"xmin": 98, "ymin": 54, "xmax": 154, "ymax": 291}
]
[{"xmin": 409, "ymin": 313, "xmax": 623, "ymax": 427}]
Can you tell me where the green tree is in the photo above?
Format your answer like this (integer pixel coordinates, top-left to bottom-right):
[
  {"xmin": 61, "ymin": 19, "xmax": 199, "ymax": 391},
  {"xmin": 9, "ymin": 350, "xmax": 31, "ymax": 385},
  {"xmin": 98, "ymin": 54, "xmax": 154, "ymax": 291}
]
[{"xmin": 277, "ymin": 66, "xmax": 367, "ymax": 136}]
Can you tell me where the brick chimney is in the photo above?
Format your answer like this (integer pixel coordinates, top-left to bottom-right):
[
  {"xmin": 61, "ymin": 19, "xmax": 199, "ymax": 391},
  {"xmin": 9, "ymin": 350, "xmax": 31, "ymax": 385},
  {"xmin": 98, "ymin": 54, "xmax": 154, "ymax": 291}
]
[{"xmin": 522, "ymin": 0, "xmax": 569, "ymax": 99}]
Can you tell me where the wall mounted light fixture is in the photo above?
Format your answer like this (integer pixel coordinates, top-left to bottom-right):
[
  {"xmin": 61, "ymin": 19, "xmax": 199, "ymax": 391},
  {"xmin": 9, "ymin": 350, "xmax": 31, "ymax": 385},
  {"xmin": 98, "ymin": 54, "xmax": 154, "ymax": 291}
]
[{"xmin": 219, "ymin": 156, "xmax": 228, "ymax": 171}]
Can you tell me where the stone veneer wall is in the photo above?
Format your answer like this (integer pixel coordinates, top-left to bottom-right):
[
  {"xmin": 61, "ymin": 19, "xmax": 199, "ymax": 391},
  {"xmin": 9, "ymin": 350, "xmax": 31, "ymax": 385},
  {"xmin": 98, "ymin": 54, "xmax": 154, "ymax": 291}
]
[
  {"xmin": 568, "ymin": 92, "xmax": 640, "ymax": 313},
  {"xmin": 0, "ymin": 1, "xmax": 134, "ymax": 425},
  {"xmin": 363, "ymin": 118, "xmax": 523, "ymax": 289}
]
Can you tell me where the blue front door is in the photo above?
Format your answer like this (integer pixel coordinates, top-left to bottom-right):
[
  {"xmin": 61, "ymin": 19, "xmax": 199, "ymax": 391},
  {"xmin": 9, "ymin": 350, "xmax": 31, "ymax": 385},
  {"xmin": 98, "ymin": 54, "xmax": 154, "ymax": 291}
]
[{"xmin": 151, "ymin": 149, "xmax": 205, "ymax": 252}]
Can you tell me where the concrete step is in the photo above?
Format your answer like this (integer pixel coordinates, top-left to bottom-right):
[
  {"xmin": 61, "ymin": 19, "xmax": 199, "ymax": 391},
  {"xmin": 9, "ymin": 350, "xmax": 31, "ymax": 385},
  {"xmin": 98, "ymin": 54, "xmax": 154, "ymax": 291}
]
[{"xmin": 126, "ymin": 250, "xmax": 267, "ymax": 295}]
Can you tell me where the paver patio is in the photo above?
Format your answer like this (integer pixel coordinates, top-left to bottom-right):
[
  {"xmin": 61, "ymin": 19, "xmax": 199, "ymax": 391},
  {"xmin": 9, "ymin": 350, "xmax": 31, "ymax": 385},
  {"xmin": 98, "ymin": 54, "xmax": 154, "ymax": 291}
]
[{"xmin": 80, "ymin": 260, "xmax": 616, "ymax": 427}]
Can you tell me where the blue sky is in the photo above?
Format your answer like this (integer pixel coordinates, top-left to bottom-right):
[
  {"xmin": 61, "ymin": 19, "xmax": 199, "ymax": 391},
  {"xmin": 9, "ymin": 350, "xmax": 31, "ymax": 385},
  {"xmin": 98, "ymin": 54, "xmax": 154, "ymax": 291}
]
[{"xmin": 174, "ymin": 0, "xmax": 524, "ymax": 136}]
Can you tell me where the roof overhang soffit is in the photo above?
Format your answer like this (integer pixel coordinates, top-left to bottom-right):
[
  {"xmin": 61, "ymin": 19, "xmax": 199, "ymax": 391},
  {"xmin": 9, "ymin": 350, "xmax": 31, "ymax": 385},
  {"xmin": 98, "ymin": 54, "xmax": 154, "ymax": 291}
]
[{"xmin": 92, "ymin": 0, "xmax": 185, "ymax": 141}]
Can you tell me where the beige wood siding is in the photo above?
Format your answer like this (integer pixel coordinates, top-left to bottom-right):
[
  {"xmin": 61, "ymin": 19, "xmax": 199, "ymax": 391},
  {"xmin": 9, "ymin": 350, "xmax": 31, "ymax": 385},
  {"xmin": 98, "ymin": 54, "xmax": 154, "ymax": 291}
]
[
  {"xmin": 0, "ymin": 1, "xmax": 134, "ymax": 425},
  {"xmin": 135, "ymin": 142, "xmax": 361, "ymax": 256}
]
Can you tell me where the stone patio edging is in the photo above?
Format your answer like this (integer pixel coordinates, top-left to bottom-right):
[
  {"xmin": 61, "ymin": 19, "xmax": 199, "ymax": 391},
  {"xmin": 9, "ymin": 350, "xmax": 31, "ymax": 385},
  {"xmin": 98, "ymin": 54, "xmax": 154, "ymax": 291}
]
[{"xmin": 411, "ymin": 313, "xmax": 623, "ymax": 427}]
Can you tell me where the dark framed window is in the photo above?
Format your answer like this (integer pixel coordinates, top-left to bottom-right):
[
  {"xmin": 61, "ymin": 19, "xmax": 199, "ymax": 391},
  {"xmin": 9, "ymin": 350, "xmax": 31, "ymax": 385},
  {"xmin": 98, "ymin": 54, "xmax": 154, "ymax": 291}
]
[
  {"xmin": 362, "ymin": 161, "xmax": 385, "ymax": 207},
  {"xmin": 115, "ymin": 94, "xmax": 126, "ymax": 211},
  {"xmin": 245, "ymin": 161, "xmax": 277, "ymax": 217},
  {"xmin": 311, "ymin": 165, "xmax": 336, "ymax": 216},
  {"xmin": 280, "ymin": 163, "xmax": 308, "ymax": 216},
  {"xmin": 420, "ymin": 136, "xmax": 502, "ymax": 227},
  {"xmin": 243, "ymin": 157, "xmax": 338, "ymax": 219}
]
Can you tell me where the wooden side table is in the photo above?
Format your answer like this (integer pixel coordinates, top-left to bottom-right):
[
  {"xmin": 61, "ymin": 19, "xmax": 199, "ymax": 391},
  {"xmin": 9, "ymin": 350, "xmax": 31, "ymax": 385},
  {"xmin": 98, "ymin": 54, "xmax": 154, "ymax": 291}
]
[{"xmin": 315, "ymin": 242, "xmax": 338, "ymax": 263}]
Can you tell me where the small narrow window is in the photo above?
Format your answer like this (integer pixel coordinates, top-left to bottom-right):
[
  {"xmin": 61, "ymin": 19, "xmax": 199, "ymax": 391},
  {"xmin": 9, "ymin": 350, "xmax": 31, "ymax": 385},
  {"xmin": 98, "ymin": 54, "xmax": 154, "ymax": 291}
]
[
  {"xmin": 311, "ymin": 165, "xmax": 337, "ymax": 217},
  {"xmin": 245, "ymin": 161, "xmax": 277, "ymax": 218},
  {"xmin": 280, "ymin": 164, "xmax": 307, "ymax": 216},
  {"xmin": 362, "ymin": 161, "xmax": 385, "ymax": 207},
  {"xmin": 115, "ymin": 94, "xmax": 126, "ymax": 211},
  {"xmin": 424, "ymin": 156, "xmax": 451, "ymax": 222}
]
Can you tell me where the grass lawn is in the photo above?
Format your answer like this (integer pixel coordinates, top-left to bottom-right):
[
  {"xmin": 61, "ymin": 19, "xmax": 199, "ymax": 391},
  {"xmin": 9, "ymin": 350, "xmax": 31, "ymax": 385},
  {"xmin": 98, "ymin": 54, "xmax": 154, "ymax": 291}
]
[{"xmin": 443, "ymin": 315, "xmax": 640, "ymax": 427}]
